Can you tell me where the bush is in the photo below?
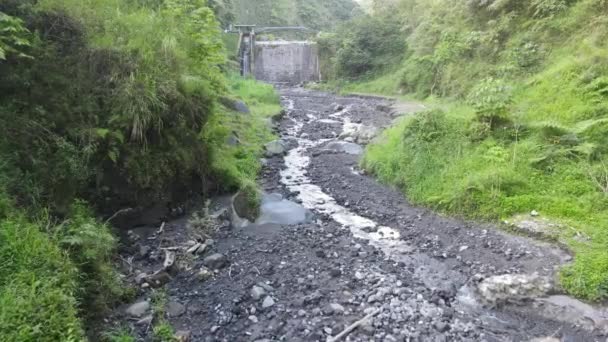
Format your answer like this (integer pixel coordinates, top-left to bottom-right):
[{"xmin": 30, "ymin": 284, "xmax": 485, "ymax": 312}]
[
  {"xmin": 467, "ymin": 78, "xmax": 513, "ymax": 126},
  {"xmin": 0, "ymin": 214, "xmax": 84, "ymax": 341}
]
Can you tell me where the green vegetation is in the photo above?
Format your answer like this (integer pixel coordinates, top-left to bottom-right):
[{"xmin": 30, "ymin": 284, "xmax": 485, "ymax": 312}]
[
  {"xmin": 321, "ymin": 0, "xmax": 608, "ymax": 301},
  {"xmin": 230, "ymin": 0, "xmax": 360, "ymax": 31},
  {"xmin": 0, "ymin": 0, "xmax": 281, "ymax": 340}
]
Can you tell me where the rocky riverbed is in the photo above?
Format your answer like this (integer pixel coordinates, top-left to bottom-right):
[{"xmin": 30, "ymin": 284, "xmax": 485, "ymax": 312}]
[{"xmin": 110, "ymin": 87, "xmax": 608, "ymax": 342}]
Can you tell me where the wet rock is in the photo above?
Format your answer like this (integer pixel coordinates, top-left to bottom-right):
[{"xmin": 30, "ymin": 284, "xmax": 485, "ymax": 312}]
[
  {"xmin": 254, "ymin": 193, "xmax": 313, "ymax": 226},
  {"xmin": 203, "ymin": 253, "xmax": 228, "ymax": 270},
  {"xmin": 251, "ymin": 285, "xmax": 266, "ymax": 301},
  {"xmin": 478, "ymin": 273, "xmax": 553, "ymax": 304},
  {"xmin": 322, "ymin": 141, "xmax": 363, "ymax": 155},
  {"xmin": 125, "ymin": 301, "xmax": 150, "ymax": 318},
  {"xmin": 233, "ymin": 191, "xmax": 259, "ymax": 222},
  {"xmin": 167, "ymin": 301, "xmax": 186, "ymax": 317},
  {"xmin": 262, "ymin": 296, "xmax": 276, "ymax": 309}
]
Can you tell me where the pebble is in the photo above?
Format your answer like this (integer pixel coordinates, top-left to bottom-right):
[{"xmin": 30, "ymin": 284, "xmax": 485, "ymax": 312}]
[
  {"xmin": 262, "ymin": 296, "xmax": 276, "ymax": 308},
  {"xmin": 251, "ymin": 286, "xmax": 266, "ymax": 301}
]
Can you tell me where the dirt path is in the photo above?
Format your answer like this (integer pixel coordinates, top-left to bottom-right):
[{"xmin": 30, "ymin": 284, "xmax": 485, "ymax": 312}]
[{"xmin": 114, "ymin": 88, "xmax": 607, "ymax": 342}]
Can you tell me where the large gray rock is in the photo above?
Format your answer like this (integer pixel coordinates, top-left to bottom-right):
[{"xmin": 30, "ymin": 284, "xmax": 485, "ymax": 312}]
[
  {"xmin": 339, "ymin": 121, "xmax": 379, "ymax": 145},
  {"xmin": 322, "ymin": 141, "xmax": 363, "ymax": 155},
  {"xmin": 125, "ymin": 301, "xmax": 151, "ymax": 317},
  {"xmin": 477, "ymin": 273, "xmax": 553, "ymax": 304},
  {"xmin": 167, "ymin": 301, "xmax": 186, "ymax": 317},
  {"xmin": 203, "ymin": 253, "xmax": 228, "ymax": 270},
  {"xmin": 220, "ymin": 97, "xmax": 250, "ymax": 113},
  {"xmin": 232, "ymin": 191, "xmax": 259, "ymax": 223},
  {"xmin": 264, "ymin": 140, "xmax": 286, "ymax": 157}
]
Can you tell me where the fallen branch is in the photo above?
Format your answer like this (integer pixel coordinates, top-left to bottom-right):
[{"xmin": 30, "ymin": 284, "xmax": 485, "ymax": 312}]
[
  {"xmin": 327, "ymin": 308, "xmax": 380, "ymax": 342},
  {"xmin": 104, "ymin": 208, "xmax": 134, "ymax": 225},
  {"xmin": 157, "ymin": 221, "xmax": 166, "ymax": 235}
]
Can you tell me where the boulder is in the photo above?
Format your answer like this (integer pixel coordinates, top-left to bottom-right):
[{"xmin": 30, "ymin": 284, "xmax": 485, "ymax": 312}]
[
  {"xmin": 125, "ymin": 301, "xmax": 150, "ymax": 318},
  {"xmin": 203, "ymin": 253, "xmax": 228, "ymax": 270},
  {"xmin": 219, "ymin": 97, "xmax": 250, "ymax": 113},
  {"xmin": 167, "ymin": 301, "xmax": 186, "ymax": 317},
  {"xmin": 232, "ymin": 191, "xmax": 259, "ymax": 222},
  {"xmin": 264, "ymin": 140, "xmax": 286, "ymax": 157},
  {"xmin": 477, "ymin": 273, "xmax": 553, "ymax": 305}
]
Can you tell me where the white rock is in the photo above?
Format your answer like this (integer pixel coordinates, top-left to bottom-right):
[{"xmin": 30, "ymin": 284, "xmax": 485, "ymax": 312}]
[
  {"xmin": 125, "ymin": 301, "xmax": 150, "ymax": 317},
  {"xmin": 262, "ymin": 296, "xmax": 276, "ymax": 308},
  {"xmin": 251, "ymin": 286, "xmax": 266, "ymax": 301}
]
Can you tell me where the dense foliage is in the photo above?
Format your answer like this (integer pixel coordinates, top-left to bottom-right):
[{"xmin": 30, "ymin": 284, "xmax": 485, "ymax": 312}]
[
  {"xmin": 0, "ymin": 0, "xmax": 281, "ymax": 340},
  {"xmin": 320, "ymin": 0, "xmax": 608, "ymax": 300},
  {"xmin": 231, "ymin": 0, "xmax": 360, "ymax": 31},
  {"xmin": 317, "ymin": 10, "xmax": 405, "ymax": 79}
]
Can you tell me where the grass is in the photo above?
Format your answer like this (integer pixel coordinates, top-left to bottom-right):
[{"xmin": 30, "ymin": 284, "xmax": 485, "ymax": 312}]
[
  {"xmin": 0, "ymin": 198, "xmax": 84, "ymax": 341},
  {"xmin": 204, "ymin": 74, "xmax": 281, "ymax": 193}
]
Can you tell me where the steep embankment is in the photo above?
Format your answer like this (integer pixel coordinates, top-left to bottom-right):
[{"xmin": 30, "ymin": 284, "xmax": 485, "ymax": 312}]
[
  {"xmin": 0, "ymin": 1, "xmax": 280, "ymax": 340},
  {"xmin": 320, "ymin": 0, "xmax": 608, "ymax": 301}
]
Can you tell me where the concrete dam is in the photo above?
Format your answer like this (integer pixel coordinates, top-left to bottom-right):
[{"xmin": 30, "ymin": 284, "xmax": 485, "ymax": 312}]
[{"xmin": 253, "ymin": 41, "xmax": 320, "ymax": 84}]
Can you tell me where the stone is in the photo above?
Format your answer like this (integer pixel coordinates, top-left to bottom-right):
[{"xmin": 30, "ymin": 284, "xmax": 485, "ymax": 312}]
[
  {"xmin": 197, "ymin": 267, "xmax": 212, "ymax": 281},
  {"xmin": 322, "ymin": 141, "xmax": 363, "ymax": 155},
  {"xmin": 125, "ymin": 301, "xmax": 150, "ymax": 318},
  {"xmin": 135, "ymin": 272, "xmax": 148, "ymax": 285},
  {"xmin": 327, "ymin": 303, "xmax": 345, "ymax": 315},
  {"xmin": 174, "ymin": 330, "xmax": 192, "ymax": 342},
  {"xmin": 262, "ymin": 296, "xmax": 276, "ymax": 309},
  {"xmin": 329, "ymin": 268, "xmax": 342, "ymax": 278},
  {"xmin": 530, "ymin": 338, "xmax": 560, "ymax": 342},
  {"xmin": 251, "ymin": 286, "xmax": 266, "ymax": 301},
  {"xmin": 531, "ymin": 210, "xmax": 540, "ymax": 217},
  {"xmin": 167, "ymin": 301, "xmax": 186, "ymax": 317},
  {"xmin": 219, "ymin": 97, "xmax": 250, "ymax": 113},
  {"xmin": 147, "ymin": 271, "xmax": 171, "ymax": 288},
  {"xmin": 477, "ymin": 273, "xmax": 553, "ymax": 304},
  {"xmin": 264, "ymin": 140, "xmax": 286, "ymax": 157},
  {"xmin": 232, "ymin": 191, "xmax": 260, "ymax": 222},
  {"xmin": 136, "ymin": 315, "xmax": 153, "ymax": 326},
  {"xmin": 138, "ymin": 245, "xmax": 151, "ymax": 258},
  {"xmin": 248, "ymin": 315, "xmax": 259, "ymax": 323},
  {"xmin": 434, "ymin": 322, "xmax": 450, "ymax": 333},
  {"xmin": 203, "ymin": 253, "xmax": 228, "ymax": 270}
]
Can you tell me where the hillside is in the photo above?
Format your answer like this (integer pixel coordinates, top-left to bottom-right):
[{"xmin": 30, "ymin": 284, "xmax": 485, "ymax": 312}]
[
  {"xmin": 231, "ymin": 0, "xmax": 360, "ymax": 30},
  {"xmin": 320, "ymin": 0, "xmax": 608, "ymax": 301}
]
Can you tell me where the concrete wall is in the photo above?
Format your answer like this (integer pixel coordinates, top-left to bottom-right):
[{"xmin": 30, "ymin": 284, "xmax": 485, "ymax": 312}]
[{"xmin": 254, "ymin": 41, "xmax": 320, "ymax": 84}]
